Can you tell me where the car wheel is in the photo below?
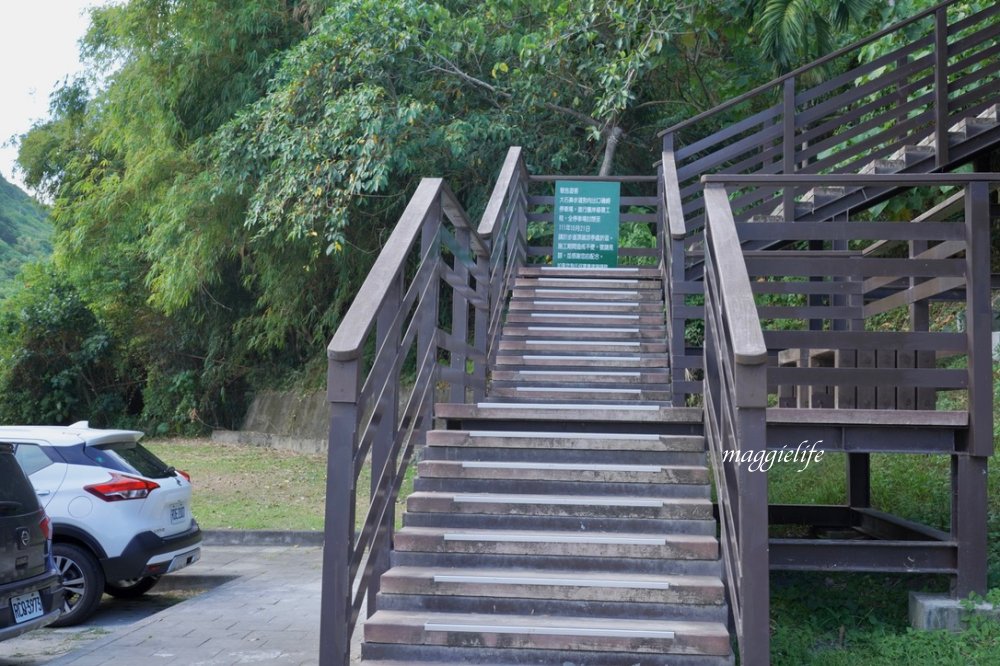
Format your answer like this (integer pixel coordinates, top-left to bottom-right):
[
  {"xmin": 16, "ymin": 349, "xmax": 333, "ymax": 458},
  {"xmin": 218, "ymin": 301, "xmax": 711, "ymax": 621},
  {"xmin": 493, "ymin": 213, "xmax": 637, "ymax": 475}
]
[
  {"xmin": 104, "ymin": 575, "xmax": 160, "ymax": 598},
  {"xmin": 50, "ymin": 542, "xmax": 105, "ymax": 627}
]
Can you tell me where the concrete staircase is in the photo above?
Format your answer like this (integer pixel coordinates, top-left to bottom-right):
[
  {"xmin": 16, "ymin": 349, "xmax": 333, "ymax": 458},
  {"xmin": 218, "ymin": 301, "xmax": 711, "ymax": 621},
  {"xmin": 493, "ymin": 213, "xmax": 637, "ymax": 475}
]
[{"xmin": 361, "ymin": 268, "xmax": 732, "ymax": 664}]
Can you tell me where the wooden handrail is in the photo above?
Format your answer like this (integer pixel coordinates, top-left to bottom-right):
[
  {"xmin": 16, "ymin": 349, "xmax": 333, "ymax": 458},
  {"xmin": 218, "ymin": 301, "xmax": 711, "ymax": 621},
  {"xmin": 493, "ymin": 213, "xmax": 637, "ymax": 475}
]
[
  {"xmin": 661, "ymin": 147, "xmax": 687, "ymax": 240},
  {"xmin": 329, "ymin": 179, "xmax": 489, "ymax": 360},
  {"xmin": 658, "ymin": 0, "xmax": 956, "ymax": 138},
  {"xmin": 703, "ymin": 184, "xmax": 767, "ymax": 366},
  {"xmin": 478, "ymin": 147, "xmax": 525, "ymax": 241},
  {"xmin": 702, "ymin": 173, "xmax": 1000, "ymax": 186}
]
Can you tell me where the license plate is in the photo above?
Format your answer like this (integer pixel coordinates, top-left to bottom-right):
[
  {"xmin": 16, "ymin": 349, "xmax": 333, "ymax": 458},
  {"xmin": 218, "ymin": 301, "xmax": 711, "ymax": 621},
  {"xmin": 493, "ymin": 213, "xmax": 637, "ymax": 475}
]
[
  {"xmin": 10, "ymin": 591, "xmax": 44, "ymax": 624},
  {"xmin": 169, "ymin": 503, "xmax": 185, "ymax": 524}
]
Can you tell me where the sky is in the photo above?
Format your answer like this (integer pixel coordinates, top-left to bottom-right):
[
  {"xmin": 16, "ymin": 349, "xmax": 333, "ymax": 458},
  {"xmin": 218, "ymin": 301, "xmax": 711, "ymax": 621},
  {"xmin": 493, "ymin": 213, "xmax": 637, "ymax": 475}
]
[{"xmin": 0, "ymin": 1, "xmax": 103, "ymax": 193}]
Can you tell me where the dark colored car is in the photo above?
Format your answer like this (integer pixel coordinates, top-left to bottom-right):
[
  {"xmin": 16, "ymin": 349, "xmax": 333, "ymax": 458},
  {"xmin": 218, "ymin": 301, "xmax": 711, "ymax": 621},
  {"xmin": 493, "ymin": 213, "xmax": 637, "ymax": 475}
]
[{"xmin": 0, "ymin": 443, "xmax": 62, "ymax": 641}]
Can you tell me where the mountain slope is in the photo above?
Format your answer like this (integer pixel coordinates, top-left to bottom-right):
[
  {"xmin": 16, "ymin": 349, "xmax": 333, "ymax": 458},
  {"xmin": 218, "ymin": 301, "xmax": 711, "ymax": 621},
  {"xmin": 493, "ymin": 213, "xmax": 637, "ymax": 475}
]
[{"xmin": 0, "ymin": 174, "xmax": 51, "ymax": 294}]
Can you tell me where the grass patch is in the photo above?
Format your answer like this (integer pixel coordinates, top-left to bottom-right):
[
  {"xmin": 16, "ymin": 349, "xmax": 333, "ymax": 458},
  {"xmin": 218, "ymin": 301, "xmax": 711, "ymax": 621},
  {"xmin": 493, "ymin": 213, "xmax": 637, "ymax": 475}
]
[
  {"xmin": 146, "ymin": 438, "xmax": 416, "ymax": 533},
  {"xmin": 771, "ymin": 573, "xmax": 1000, "ymax": 665},
  {"xmin": 146, "ymin": 438, "xmax": 329, "ymax": 531}
]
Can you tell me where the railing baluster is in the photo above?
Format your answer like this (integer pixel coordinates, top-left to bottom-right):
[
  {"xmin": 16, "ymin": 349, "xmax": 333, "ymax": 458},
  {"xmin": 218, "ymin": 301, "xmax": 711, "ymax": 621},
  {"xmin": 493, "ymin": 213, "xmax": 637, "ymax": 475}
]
[
  {"xmin": 368, "ymin": 274, "xmax": 402, "ymax": 614},
  {"xmin": 450, "ymin": 225, "xmax": 471, "ymax": 403},
  {"xmin": 782, "ymin": 78, "xmax": 796, "ymax": 221},
  {"xmin": 934, "ymin": 7, "xmax": 950, "ymax": 167}
]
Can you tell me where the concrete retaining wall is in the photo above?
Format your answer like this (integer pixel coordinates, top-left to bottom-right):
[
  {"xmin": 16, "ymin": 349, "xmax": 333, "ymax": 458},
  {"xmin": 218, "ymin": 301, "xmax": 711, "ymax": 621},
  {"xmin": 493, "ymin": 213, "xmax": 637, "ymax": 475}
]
[{"xmin": 212, "ymin": 390, "xmax": 328, "ymax": 454}]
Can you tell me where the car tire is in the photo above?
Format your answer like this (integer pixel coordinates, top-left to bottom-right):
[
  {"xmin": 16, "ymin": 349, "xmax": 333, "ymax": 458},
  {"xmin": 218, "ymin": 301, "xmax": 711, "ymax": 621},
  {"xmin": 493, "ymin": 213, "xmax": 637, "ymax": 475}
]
[
  {"xmin": 104, "ymin": 576, "xmax": 160, "ymax": 598},
  {"xmin": 50, "ymin": 542, "xmax": 105, "ymax": 627}
]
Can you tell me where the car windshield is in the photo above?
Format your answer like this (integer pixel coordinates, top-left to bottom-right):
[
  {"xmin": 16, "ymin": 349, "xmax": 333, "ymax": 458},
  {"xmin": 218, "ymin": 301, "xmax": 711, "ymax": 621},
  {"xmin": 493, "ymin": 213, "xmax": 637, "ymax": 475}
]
[
  {"xmin": 84, "ymin": 441, "xmax": 173, "ymax": 479},
  {"xmin": 0, "ymin": 446, "xmax": 40, "ymax": 516}
]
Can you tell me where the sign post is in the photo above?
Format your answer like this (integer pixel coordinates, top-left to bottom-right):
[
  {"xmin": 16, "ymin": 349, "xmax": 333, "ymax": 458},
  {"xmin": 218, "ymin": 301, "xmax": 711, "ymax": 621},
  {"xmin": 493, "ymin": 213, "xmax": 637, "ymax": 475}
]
[{"xmin": 554, "ymin": 180, "xmax": 620, "ymax": 267}]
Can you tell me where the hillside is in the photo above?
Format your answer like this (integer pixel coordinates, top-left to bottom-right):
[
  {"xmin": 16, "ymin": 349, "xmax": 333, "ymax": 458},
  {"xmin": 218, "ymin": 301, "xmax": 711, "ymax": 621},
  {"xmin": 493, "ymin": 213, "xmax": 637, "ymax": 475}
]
[{"xmin": 0, "ymin": 173, "xmax": 51, "ymax": 294}]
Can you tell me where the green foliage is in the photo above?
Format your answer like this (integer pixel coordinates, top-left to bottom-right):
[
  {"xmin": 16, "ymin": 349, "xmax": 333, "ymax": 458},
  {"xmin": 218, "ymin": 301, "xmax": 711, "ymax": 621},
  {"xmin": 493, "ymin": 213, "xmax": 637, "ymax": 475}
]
[
  {"xmin": 753, "ymin": 0, "xmax": 875, "ymax": 71},
  {"xmin": 0, "ymin": 174, "xmax": 51, "ymax": 298},
  {"xmin": 0, "ymin": 264, "xmax": 126, "ymax": 425},
  {"xmin": 10, "ymin": 0, "xmax": 952, "ymax": 431}
]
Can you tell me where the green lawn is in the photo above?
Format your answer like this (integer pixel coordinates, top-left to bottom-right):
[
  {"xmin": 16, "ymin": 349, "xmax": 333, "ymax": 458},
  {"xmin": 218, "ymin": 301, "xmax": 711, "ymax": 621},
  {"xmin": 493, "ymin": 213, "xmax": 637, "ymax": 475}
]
[{"xmin": 146, "ymin": 439, "xmax": 330, "ymax": 531}]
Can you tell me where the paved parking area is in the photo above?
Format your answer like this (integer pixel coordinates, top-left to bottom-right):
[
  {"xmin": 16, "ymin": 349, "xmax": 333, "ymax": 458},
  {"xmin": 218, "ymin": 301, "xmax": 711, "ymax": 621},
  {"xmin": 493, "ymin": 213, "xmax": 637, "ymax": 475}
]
[{"xmin": 1, "ymin": 541, "xmax": 341, "ymax": 666}]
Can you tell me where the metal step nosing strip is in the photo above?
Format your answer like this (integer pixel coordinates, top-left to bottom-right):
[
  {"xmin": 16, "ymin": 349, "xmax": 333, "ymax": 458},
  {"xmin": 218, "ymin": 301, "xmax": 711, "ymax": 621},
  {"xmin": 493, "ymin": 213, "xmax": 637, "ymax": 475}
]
[
  {"xmin": 475, "ymin": 402, "xmax": 661, "ymax": 410},
  {"xmin": 516, "ymin": 370, "xmax": 642, "ymax": 376},
  {"xmin": 465, "ymin": 430, "xmax": 661, "ymax": 440},
  {"xmin": 430, "ymin": 574, "xmax": 671, "ymax": 589},
  {"xmin": 441, "ymin": 533, "xmax": 668, "ymax": 545},
  {"xmin": 524, "ymin": 340, "xmax": 642, "ymax": 346},
  {"xmin": 530, "ymin": 313, "xmax": 641, "ymax": 319},
  {"xmin": 522, "ymin": 355, "xmax": 643, "ymax": 361},
  {"xmin": 451, "ymin": 494, "xmax": 666, "ymax": 507},
  {"xmin": 532, "ymin": 300, "xmax": 640, "ymax": 307},
  {"xmin": 527, "ymin": 326, "xmax": 641, "ymax": 333},
  {"xmin": 536, "ymin": 277, "xmax": 640, "ymax": 284},
  {"xmin": 459, "ymin": 461, "xmax": 663, "ymax": 472},
  {"xmin": 422, "ymin": 623, "xmax": 676, "ymax": 639},
  {"xmin": 513, "ymin": 387, "xmax": 643, "ymax": 394}
]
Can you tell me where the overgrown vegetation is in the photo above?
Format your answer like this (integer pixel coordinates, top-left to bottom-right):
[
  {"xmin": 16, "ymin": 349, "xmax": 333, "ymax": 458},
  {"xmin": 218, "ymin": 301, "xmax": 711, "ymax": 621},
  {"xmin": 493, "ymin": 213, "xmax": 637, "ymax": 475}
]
[
  {"xmin": 5, "ymin": 0, "xmax": 933, "ymax": 432},
  {"xmin": 0, "ymin": 174, "xmax": 50, "ymax": 298}
]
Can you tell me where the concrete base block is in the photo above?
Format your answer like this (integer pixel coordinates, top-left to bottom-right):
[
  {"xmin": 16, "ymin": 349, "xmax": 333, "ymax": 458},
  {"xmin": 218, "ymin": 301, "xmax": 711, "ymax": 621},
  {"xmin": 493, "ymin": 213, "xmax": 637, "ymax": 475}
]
[{"xmin": 910, "ymin": 591, "xmax": 1000, "ymax": 631}]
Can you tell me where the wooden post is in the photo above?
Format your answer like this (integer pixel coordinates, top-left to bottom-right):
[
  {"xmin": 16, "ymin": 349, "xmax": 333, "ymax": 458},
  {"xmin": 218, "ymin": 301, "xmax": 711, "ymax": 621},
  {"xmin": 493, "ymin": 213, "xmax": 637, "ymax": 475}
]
[
  {"xmin": 320, "ymin": 357, "xmax": 361, "ymax": 666},
  {"xmin": 735, "ymin": 361, "xmax": 769, "ymax": 666},
  {"xmin": 965, "ymin": 182, "xmax": 992, "ymax": 458}
]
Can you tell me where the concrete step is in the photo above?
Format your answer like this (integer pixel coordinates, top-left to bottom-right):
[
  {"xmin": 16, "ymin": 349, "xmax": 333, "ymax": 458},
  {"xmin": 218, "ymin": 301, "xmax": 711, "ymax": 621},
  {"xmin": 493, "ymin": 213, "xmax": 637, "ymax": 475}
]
[
  {"xmin": 889, "ymin": 143, "xmax": 935, "ymax": 165},
  {"xmin": 508, "ymin": 299, "xmax": 663, "ymax": 313},
  {"xmin": 501, "ymin": 325, "xmax": 666, "ymax": 339},
  {"xmin": 514, "ymin": 277, "xmax": 661, "ymax": 290},
  {"xmin": 362, "ymin": 643, "xmax": 735, "ymax": 665},
  {"xmin": 412, "ymin": 475, "xmax": 709, "ymax": 498},
  {"xmin": 415, "ymin": 460, "xmax": 708, "ymax": 485},
  {"xmin": 434, "ymin": 401, "xmax": 701, "ymax": 425},
  {"xmin": 375, "ymin": 589, "xmax": 729, "ymax": 623},
  {"xmin": 377, "ymin": 567, "xmax": 725, "ymax": 606},
  {"xmin": 393, "ymin": 527, "xmax": 718, "ymax": 560},
  {"xmin": 422, "ymin": 431, "xmax": 703, "ymax": 465},
  {"xmin": 405, "ymin": 492, "xmax": 713, "ymax": 520},
  {"xmin": 858, "ymin": 158, "xmax": 906, "ymax": 175},
  {"xmin": 363, "ymin": 610, "xmax": 731, "ymax": 657},
  {"xmin": 498, "ymin": 339, "xmax": 667, "ymax": 353},
  {"xmin": 488, "ymin": 386, "xmax": 673, "ymax": 402},
  {"xmin": 402, "ymin": 510, "xmax": 717, "ymax": 534},
  {"xmin": 426, "ymin": 430, "xmax": 703, "ymax": 452},
  {"xmin": 492, "ymin": 369, "xmax": 670, "ymax": 384},
  {"xmin": 494, "ymin": 352, "xmax": 669, "ymax": 368},
  {"xmin": 510, "ymin": 287, "xmax": 663, "ymax": 302},
  {"xmin": 505, "ymin": 311, "xmax": 665, "ymax": 325},
  {"xmin": 518, "ymin": 265, "xmax": 662, "ymax": 279},
  {"xmin": 389, "ymin": 548, "xmax": 723, "ymax": 577}
]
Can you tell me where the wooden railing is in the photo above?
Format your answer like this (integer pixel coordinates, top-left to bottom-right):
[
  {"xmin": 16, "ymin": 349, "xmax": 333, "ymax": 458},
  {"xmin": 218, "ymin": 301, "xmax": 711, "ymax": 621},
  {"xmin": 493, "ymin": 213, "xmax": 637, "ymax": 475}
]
[
  {"xmin": 319, "ymin": 149, "xmax": 529, "ymax": 665},
  {"xmin": 702, "ymin": 182, "xmax": 769, "ymax": 666},
  {"xmin": 701, "ymin": 173, "xmax": 996, "ymax": 662},
  {"xmin": 661, "ymin": 0, "xmax": 1000, "ymax": 403}
]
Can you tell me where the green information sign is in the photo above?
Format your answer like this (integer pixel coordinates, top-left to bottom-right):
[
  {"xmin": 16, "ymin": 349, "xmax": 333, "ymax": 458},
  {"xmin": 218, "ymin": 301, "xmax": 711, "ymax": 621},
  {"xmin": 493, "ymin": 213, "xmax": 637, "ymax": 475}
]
[{"xmin": 554, "ymin": 180, "xmax": 620, "ymax": 267}]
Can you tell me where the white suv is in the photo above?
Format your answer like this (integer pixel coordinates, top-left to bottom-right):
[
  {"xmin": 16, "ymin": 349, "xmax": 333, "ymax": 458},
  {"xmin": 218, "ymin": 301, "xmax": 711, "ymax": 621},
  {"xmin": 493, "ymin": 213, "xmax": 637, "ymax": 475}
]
[{"xmin": 2, "ymin": 422, "xmax": 201, "ymax": 626}]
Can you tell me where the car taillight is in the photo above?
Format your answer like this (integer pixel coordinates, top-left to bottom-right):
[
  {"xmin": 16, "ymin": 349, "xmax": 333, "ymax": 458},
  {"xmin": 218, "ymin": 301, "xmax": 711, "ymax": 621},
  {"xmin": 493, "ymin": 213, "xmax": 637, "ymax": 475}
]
[
  {"xmin": 39, "ymin": 514, "xmax": 52, "ymax": 541},
  {"xmin": 84, "ymin": 473, "xmax": 159, "ymax": 501},
  {"xmin": 177, "ymin": 470, "xmax": 191, "ymax": 482}
]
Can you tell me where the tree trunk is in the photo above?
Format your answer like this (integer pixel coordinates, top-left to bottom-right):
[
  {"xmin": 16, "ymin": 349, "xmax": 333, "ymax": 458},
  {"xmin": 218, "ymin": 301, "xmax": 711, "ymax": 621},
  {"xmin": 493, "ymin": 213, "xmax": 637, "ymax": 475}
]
[{"xmin": 599, "ymin": 126, "xmax": 624, "ymax": 176}]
